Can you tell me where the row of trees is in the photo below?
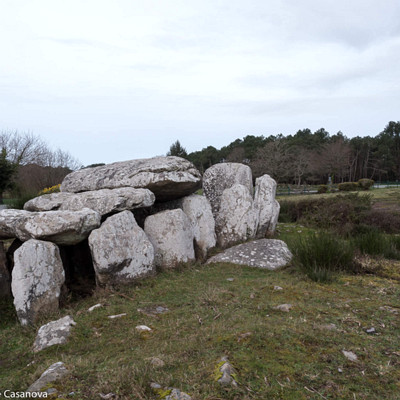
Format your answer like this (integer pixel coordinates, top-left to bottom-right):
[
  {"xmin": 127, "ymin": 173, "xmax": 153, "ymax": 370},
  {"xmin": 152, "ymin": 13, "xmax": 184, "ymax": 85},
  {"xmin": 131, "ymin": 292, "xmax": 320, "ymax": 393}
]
[
  {"xmin": 0, "ymin": 131, "xmax": 80, "ymax": 201},
  {"xmin": 169, "ymin": 121, "xmax": 400, "ymax": 185}
]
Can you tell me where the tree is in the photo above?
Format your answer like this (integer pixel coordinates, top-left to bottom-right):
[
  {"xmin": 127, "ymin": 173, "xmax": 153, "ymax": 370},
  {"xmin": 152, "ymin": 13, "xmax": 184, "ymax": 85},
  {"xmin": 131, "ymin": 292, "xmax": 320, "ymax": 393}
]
[
  {"xmin": 167, "ymin": 140, "xmax": 188, "ymax": 158},
  {"xmin": 0, "ymin": 148, "xmax": 16, "ymax": 203}
]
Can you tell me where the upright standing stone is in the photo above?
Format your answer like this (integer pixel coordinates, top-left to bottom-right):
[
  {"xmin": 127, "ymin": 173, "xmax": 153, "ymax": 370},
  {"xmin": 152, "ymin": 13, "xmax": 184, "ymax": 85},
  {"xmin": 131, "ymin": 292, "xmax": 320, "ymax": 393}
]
[
  {"xmin": 253, "ymin": 174, "xmax": 280, "ymax": 237},
  {"xmin": 0, "ymin": 242, "xmax": 11, "ymax": 297},
  {"xmin": 180, "ymin": 195, "xmax": 216, "ymax": 260},
  {"xmin": 60, "ymin": 156, "xmax": 202, "ymax": 201},
  {"xmin": 11, "ymin": 240, "xmax": 65, "ymax": 326},
  {"xmin": 215, "ymin": 184, "xmax": 258, "ymax": 248},
  {"xmin": 144, "ymin": 209, "xmax": 195, "ymax": 268},
  {"xmin": 203, "ymin": 163, "xmax": 253, "ymax": 217},
  {"xmin": 89, "ymin": 211, "xmax": 155, "ymax": 286}
]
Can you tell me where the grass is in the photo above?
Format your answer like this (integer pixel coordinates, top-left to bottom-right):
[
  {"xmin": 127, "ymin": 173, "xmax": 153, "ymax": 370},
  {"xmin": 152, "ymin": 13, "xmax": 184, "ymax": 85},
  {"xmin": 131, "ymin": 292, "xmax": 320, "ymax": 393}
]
[{"xmin": 1, "ymin": 261, "xmax": 400, "ymax": 399}]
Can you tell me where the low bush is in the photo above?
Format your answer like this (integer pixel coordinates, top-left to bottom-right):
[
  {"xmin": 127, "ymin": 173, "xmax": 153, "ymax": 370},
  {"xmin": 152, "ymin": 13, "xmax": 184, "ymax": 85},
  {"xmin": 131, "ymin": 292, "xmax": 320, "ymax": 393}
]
[
  {"xmin": 361, "ymin": 209, "xmax": 400, "ymax": 234},
  {"xmin": 338, "ymin": 182, "xmax": 359, "ymax": 191},
  {"xmin": 317, "ymin": 185, "xmax": 328, "ymax": 193},
  {"xmin": 358, "ymin": 178, "xmax": 374, "ymax": 190},
  {"xmin": 352, "ymin": 230, "xmax": 400, "ymax": 260},
  {"xmin": 290, "ymin": 231, "xmax": 355, "ymax": 282}
]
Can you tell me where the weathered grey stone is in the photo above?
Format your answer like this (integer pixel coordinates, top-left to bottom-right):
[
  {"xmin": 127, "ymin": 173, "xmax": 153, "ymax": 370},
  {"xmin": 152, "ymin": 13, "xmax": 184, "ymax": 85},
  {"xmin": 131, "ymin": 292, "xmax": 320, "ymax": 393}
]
[
  {"xmin": 215, "ymin": 184, "xmax": 258, "ymax": 248},
  {"xmin": 144, "ymin": 209, "xmax": 195, "ymax": 268},
  {"xmin": 207, "ymin": 239, "xmax": 292, "ymax": 270},
  {"xmin": 166, "ymin": 389, "xmax": 192, "ymax": 400},
  {"xmin": 11, "ymin": 240, "xmax": 65, "ymax": 325},
  {"xmin": 24, "ymin": 187, "xmax": 155, "ymax": 216},
  {"xmin": 89, "ymin": 211, "xmax": 155, "ymax": 286},
  {"xmin": 60, "ymin": 156, "xmax": 202, "ymax": 201},
  {"xmin": 0, "ymin": 209, "xmax": 31, "ymax": 239},
  {"xmin": 33, "ymin": 315, "xmax": 76, "ymax": 352},
  {"xmin": 15, "ymin": 208, "xmax": 101, "ymax": 245},
  {"xmin": 203, "ymin": 162, "xmax": 253, "ymax": 217},
  {"xmin": 274, "ymin": 304, "xmax": 293, "ymax": 312},
  {"xmin": 217, "ymin": 357, "xmax": 238, "ymax": 387},
  {"xmin": 0, "ymin": 242, "xmax": 11, "ymax": 297},
  {"xmin": 148, "ymin": 194, "xmax": 216, "ymax": 260},
  {"xmin": 27, "ymin": 362, "xmax": 69, "ymax": 392},
  {"xmin": 254, "ymin": 174, "xmax": 280, "ymax": 237}
]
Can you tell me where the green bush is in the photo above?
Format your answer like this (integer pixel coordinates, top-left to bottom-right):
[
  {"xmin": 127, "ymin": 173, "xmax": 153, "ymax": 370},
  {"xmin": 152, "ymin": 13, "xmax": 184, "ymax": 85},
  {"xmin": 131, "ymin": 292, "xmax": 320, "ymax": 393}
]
[
  {"xmin": 290, "ymin": 232, "xmax": 355, "ymax": 282},
  {"xmin": 358, "ymin": 178, "xmax": 374, "ymax": 190},
  {"xmin": 338, "ymin": 182, "xmax": 359, "ymax": 191},
  {"xmin": 317, "ymin": 185, "xmax": 328, "ymax": 193},
  {"xmin": 352, "ymin": 230, "xmax": 400, "ymax": 260}
]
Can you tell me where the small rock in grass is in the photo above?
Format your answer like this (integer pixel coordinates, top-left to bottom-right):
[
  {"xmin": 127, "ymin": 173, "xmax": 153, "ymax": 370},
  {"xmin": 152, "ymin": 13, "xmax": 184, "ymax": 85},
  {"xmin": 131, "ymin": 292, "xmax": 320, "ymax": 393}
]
[
  {"xmin": 136, "ymin": 325, "xmax": 152, "ymax": 332},
  {"xmin": 342, "ymin": 350, "xmax": 358, "ymax": 362},
  {"xmin": 146, "ymin": 357, "xmax": 165, "ymax": 368},
  {"xmin": 33, "ymin": 315, "xmax": 76, "ymax": 353},
  {"xmin": 137, "ymin": 305, "xmax": 169, "ymax": 317},
  {"xmin": 150, "ymin": 382, "xmax": 162, "ymax": 390},
  {"xmin": 274, "ymin": 304, "xmax": 292, "ymax": 312},
  {"xmin": 365, "ymin": 327, "xmax": 376, "ymax": 334},
  {"xmin": 313, "ymin": 323, "xmax": 337, "ymax": 331},
  {"xmin": 217, "ymin": 356, "xmax": 238, "ymax": 387},
  {"xmin": 108, "ymin": 313, "xmax": 127, "ymax": 319},
  {"xmin": 338, "ymin": 368, "xmax": 343, "ymax": 373},
  {"xmin": 226, "ymin": 278, "xmax": 234, "ymax": 282},
  {"xmin": 27, "ymin": 362, "xmax": 69, "ymax": 392},
  {"xmin": 88, "ymin": 303, "xmax": 102, "ymax": 312},
  {"xmin": 99, "ymin": 393, "xmax": 117, "ymax": 399},
  {"xmin": 166, "ymin": 388, "xmax": 192, "ymax": 400},
  {"xmin": 273, "ymin": 286, "xmax": 283, "ymax": 291}
]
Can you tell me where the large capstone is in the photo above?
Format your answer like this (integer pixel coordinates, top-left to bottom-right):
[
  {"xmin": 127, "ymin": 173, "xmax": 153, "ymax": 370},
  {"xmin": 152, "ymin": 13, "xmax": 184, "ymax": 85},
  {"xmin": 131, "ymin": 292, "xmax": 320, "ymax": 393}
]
[
  {"xmin": 60, "ymin": 156, "xmax": 202, "ymax": 201},
  {"xmin": 215, "ymin": 184, "xmax": 258, "ymax": 248},
  {"xmin": 24, "ymin": 187, "xmax": 155, "ymax": 216},
  {"xmin": 15, "ymin": 208, "xmax": 101, "ymax": 245},
  {"xmin": 11, "ymin": 240, "xmax": 65, "ymax": 326},
  {"xmin": 89, "ymin": 211, "xmax": 155, "ymax": 286},
  {"xmin": 0, "ymin": 242, "xmax": 11, "ymax": 297},
  {"xmin": 253, "ymin": 174, "xmax": 280, "ymax": 237},
  {"xmin": 207, "ymin": 239, "xmax": 292, "ymax": 270},
  {"xmin": 144, "ymin": 209, "xmax": 195, "ymax": 269},
  {"xmin": 203, "ymin": 162, "xmax": 253, "ymax": 217}
]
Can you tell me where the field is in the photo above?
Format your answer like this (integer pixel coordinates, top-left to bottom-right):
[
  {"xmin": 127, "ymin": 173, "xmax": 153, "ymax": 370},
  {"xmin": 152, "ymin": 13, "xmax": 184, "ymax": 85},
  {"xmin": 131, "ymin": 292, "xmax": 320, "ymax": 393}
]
[{"xmin": 1, "ymin": 188, "xmax": 399, "ymax": 399}]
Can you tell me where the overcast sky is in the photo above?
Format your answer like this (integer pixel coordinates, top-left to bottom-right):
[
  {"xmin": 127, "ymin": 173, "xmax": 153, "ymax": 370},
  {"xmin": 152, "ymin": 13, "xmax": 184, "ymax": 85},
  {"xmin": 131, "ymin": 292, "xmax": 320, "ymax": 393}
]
[{"xmin": 1, "ymin": 0, "xmax": 399, "ymax": 166}]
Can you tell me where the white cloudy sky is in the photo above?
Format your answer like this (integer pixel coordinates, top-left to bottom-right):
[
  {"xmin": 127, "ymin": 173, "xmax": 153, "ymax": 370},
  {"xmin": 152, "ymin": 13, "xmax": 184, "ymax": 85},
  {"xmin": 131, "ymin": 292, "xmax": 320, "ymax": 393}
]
[{"xmin": 1, "ymin": 0, "xmax": 399, "ymax": 165}]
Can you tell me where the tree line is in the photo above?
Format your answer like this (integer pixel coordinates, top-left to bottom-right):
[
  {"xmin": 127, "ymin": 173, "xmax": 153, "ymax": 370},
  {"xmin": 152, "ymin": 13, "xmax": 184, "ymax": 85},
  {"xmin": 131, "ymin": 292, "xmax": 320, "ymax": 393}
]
[
  {"xmin": 0, "ymin": 131, "xmax": 80, "ymax": 201},
  {"xmin": 168, "ymin": 121, "xmax": 400, "ymax": 185}
]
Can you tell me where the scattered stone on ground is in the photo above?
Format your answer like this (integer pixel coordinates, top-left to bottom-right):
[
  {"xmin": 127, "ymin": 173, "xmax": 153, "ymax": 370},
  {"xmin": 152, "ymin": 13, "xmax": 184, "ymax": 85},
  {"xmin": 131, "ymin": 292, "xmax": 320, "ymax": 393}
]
[
  {"xmin": 379, "ymin": 305, "xmax": 399, "ymax": 314},
  {"xmin": 99, "ymin": 393, "xmax": 117, "ymax": 399},
  {"xmin": 217, "ymin": 356, "xmax": 238, "ymax": 387},
  {"xmin": 88, "ymin": 303, "xmax": 102, "ymax": 312},
  {"xmin": 150, "ymin": 383, "xmax": 192, "ymax": 400},
  {"xmin": 27, "ymin": 362, "xmax": 69, "ymax": 392},
  {"xmin": 108, "ymin": 313, "xmax": 127, "ymax": 319},
  {"xmin": 366, "ymin": 327, "xmax": 376, "ymax": 334},
  {"xmin": 274, "ymin": 304, "xmax": 293, "ymax": 312},
  {"xmin": 313, "ymin": 323, "xmax": 337, "ymax": 331},
  {"xmin": 226, "ymin": 278, "xmax": 234, "ymax": 282},
  {"xmin": 136, "ymin": 325, "xmax": 152, "ymax": 332},
  {"xmin": 89, "ymin": 210, "xmax": 155, "ymax": 286},
  {"xmin": 342, "ymin": 350, "xmax": 358, "ymax": 362},
  {"xmin": 33, "ymin": 315, "xmax": 76, "ymax": 353},
  {"xmin": 137, "ymin": 305, "xmax": 169, "ymax": 317},
  {"xmin": 12, "ymin": 239, "xmax": 65, "ymax": 325},
  {"xmin": 24, "ymin": 187, "xmax": 155, "ymax": 216},
  {"xmin": 60, "ymin": 156, "xmax": 202, "ymax": 201},
  {"xmin": 207, "ymin": 239, "xmax": 292, "ymax": 270},
  {"xmin": 274, "ymin": 285, "xmax": 283, "ymax": 291},
  {"xmin": 146, "ymin": 357, "xmax": 165, "ymax": 368},
  {"xmin": 144, "ymin": 209, "xmax": 195, "ymax": 269}
]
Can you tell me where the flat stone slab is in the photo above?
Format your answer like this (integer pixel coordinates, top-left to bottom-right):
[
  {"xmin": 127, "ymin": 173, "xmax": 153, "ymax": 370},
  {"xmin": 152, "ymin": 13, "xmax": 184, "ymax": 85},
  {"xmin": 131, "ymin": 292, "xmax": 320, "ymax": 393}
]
[
  {"xmin": 206, "ymin": 239, "xmax": 292, "ymax": 270},
  {"xmin": 24, "ymin": 187, "xmax": 155, "ymax": 216},
  {"xmin": 60, "ymin": 156, "xmax": 202, "ymax": 201},
  {"xmin": 27, "ymin": 362, "xmax": 69, "ymax": 392}
]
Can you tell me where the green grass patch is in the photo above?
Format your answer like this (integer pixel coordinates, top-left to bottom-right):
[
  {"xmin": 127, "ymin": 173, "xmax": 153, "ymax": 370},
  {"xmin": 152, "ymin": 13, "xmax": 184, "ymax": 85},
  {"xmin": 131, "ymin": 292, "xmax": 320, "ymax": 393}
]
[{"xmin": 1, "ymin": 263, "xmax": 400, "ymax": 399}]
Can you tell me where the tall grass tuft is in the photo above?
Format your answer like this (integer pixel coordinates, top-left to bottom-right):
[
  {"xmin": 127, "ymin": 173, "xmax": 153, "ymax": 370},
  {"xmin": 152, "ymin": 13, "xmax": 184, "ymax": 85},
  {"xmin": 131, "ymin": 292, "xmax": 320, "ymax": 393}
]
[
  {"xmin": 290, "ymin": 232, "xmax": 355, "ymax": 282},
  {"xmin": 352, "ymin": 230, "xmax": 400, "ymax": 260}
]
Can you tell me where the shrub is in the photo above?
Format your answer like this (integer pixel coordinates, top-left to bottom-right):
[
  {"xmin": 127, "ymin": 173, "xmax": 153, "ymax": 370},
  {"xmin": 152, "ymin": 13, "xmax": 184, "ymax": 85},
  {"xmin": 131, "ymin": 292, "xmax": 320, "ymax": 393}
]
[
  {"xmin": 361, "ymin": 209, "xmax": 400, "ymax": 234},
  {"xmin": 352, "ymin": 230, "xmax": 400, "ymax": 260},
  {"xmin": 338, "ymin": 182, "xmax": 359, "ymax": 191},
  {"xmin": 38, "ymin": 184, "xmax": 61, "ymax": 196},
  {"xmin": 358, "ymin": 178, "xmax": 374, "ymax": 190},
  {"xmin": 317, "ymin": 185, "xmax": 328, "ymax": 194},
  {"xmin": 290, "ymin": 231, "xmax": 355, "ymax": 282}
]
